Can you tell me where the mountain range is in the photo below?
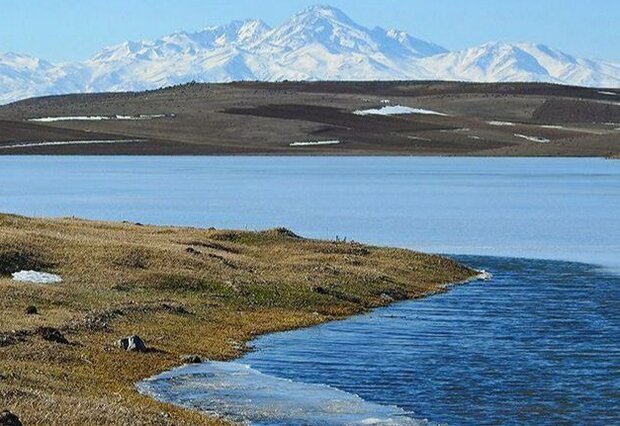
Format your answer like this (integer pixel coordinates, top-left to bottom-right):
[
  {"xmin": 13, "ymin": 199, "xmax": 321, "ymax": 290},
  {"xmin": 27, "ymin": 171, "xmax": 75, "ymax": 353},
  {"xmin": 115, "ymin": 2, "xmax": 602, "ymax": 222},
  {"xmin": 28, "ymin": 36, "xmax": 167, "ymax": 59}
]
[{"xmin": 2, "ymin": 5, "xmax": 620, "ymax": 104}]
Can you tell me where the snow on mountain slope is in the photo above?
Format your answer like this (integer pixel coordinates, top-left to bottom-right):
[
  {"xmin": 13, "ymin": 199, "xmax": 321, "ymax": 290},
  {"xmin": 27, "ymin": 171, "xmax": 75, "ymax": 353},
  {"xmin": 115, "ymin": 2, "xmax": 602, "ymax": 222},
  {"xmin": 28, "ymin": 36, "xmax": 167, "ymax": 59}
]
[
  {"xmin": 420, "ymin": 42, "xmax": 620, "ymax": 87},
  {"xmin": 0, "ymin": 53, "xmax": 67, "ymax": 103},
  {"xmin": 516, "ymin": 43, "xmax": 620, "ymax": 87},
  {"xmin": 1, "ymin": 5, "xmax": 619, "ymax": 104},
  {"xmin": 80, "ymin": 6, "xmax": 441, "ymax": 87},
  {"xmin": 82, "ymin": 19, "xmax": 272, "ymax": 90}
]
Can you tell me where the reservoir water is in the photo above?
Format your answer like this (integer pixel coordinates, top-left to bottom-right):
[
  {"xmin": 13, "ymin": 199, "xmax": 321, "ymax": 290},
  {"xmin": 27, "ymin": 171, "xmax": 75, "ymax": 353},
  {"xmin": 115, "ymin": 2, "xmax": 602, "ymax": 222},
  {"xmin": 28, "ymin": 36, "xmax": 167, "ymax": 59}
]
[{"xmin": 1, "ymin": 156, "xmax": 619, "ymax": 424}]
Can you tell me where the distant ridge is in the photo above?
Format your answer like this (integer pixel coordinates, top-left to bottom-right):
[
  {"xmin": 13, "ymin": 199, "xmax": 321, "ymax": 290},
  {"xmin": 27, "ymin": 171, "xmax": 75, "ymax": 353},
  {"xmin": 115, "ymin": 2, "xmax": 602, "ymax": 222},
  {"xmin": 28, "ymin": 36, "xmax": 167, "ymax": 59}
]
[{"xmin": 2, "ymin": 5, "xmax": 620, "ymax": 104}]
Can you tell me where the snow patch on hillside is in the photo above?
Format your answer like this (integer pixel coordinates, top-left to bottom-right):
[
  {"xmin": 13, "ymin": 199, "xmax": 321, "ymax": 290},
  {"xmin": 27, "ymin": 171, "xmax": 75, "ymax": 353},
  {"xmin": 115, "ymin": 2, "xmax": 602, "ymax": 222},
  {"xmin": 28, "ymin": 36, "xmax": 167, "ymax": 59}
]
[
  {"xmin": 290, "ymin": 140, "xmax": 341, "ymax": 147},
  {"xmin": 28, "ymin": 114, "xmax": 168, "ymax": 122},
  {"xmin": 353, "ymin": 105, "xmax": 446, "ymax": 116},
  {"xmin": 0, "ymin": 139, "xmax": 145, "ymax": 150},
  {"xmin": 514, "ymin": 134, "xmax": 550, "ymax": 143},
  {"xmin": 487, "ymin": 121, "xmax": 516, "ymax": 126},
  {"xmin": 12, "ymin": 270, "xmax": 62, "ymax": 284}
]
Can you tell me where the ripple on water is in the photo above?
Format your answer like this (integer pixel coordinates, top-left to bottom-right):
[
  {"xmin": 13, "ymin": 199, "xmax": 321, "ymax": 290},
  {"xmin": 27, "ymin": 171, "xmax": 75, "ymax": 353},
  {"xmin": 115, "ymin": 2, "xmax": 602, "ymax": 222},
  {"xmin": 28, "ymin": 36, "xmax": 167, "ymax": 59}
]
[{"xmin": 140, "ymin": 256, "xmax": 620, "ymax": 425}]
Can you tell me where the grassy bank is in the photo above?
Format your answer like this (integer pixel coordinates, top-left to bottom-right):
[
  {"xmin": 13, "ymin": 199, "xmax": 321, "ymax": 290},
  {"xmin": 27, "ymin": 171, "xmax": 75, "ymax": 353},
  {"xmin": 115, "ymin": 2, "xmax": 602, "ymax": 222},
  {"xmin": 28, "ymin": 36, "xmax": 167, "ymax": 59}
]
[{"xmin": 0, "ymin": 213, "xmax": 474, "ymax": 425}]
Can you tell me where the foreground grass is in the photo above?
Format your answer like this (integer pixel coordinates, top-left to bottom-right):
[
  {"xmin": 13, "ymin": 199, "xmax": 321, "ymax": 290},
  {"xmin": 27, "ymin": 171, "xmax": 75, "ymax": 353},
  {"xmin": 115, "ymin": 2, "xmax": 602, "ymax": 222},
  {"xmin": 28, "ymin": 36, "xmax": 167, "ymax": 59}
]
[{"xmin": 0, "ymin": 213, "xmax": 474, "ymax": 425}]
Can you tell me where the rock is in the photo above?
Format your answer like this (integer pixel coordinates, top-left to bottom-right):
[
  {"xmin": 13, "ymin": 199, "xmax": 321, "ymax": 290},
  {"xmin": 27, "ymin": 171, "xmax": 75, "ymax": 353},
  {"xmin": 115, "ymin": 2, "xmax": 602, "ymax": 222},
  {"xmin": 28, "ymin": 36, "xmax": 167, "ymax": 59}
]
[
  {"xmin": 0, "ymin": 410, "xmax": 23, "ymax": 426},
  {"xmin": 181, "ymin": 354, "xmax": 202, "ymax": 364},
  {"xmin": 39, "ymin": 327, "xmax": 69, "ymax": 344},
  {"xmin": 116, "ymin": 335, "xmax": 146, "ymax": 352},
  {"xmin": 25, "ymin": 305, "xmax": 38, "ymax": 315}
]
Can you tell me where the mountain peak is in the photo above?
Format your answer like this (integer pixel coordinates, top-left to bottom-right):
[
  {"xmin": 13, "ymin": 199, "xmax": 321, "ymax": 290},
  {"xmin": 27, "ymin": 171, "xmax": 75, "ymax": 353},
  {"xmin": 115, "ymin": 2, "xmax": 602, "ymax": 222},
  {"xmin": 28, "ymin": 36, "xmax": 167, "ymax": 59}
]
[
  {"xmin": 297, "ymin": 4, "xmax": 352, "ymax": 21},
  {"xmin": 260, "ymin": 4, "xmax": 369, "ymax": 52},
  {"xmin": 235, "ymin": 19, "xmax": 271, "ymax": 43}
]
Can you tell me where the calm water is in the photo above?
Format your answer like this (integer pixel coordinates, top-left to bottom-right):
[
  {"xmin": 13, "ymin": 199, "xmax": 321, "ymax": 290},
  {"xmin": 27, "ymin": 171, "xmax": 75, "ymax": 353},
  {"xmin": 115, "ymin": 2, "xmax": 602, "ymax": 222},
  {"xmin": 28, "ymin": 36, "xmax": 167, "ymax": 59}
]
[
  {"xmin": 2, "ymin": 157, "xmax": 619, "ymax": 425},
  {"xmin": 1, "ymin": 157, "xmax": 618, "ymax": 268}
]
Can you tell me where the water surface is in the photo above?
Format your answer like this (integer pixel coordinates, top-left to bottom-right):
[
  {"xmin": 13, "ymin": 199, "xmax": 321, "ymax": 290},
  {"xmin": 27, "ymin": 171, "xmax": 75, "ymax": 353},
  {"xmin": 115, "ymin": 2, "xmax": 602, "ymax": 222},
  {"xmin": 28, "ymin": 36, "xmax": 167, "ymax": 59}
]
[
  {"xmin": 1, "ymin": 157, "xmax": 618, "ymax": 268},
  {"xmin": 2, "ymin": 157, "xmax": 619, "ymax": 424}
]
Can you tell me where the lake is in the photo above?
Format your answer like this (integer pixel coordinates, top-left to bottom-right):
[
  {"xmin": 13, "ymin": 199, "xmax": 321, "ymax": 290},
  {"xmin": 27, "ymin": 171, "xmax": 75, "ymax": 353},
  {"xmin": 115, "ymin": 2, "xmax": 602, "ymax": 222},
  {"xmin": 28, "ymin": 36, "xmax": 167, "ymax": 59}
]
[{"xmin": 1, "ymin": 156, "xmax": 619, "ymax": 425}]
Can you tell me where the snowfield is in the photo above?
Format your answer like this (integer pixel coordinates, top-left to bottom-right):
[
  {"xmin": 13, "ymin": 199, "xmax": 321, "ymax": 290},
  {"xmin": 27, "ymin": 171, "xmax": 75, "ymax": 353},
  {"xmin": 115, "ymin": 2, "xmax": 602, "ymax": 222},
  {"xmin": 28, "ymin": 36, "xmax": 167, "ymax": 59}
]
[{"xmin": 353, "ymin": 105, "xmax": 447, "ymax": 116}]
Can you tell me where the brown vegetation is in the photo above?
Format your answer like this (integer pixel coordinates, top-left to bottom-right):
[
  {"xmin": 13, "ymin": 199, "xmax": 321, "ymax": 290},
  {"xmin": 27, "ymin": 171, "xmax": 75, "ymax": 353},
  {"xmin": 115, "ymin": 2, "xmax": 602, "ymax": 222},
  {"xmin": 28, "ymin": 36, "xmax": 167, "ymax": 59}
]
[
  {"xmin": 0, "ymin": 213, "xmax": 473, "ymax": 425},
  {"xmin": 0, "ymin": 81, "xmax": 619, "ymax": 156}
]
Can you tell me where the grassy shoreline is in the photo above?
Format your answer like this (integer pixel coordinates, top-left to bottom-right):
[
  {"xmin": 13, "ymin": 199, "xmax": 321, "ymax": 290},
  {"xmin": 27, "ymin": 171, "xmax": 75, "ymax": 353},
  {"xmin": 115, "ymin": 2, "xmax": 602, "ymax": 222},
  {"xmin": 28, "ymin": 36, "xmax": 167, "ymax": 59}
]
[{"xmin": 0, "ymin": 213, "xmax": 474, "ymax": 425}]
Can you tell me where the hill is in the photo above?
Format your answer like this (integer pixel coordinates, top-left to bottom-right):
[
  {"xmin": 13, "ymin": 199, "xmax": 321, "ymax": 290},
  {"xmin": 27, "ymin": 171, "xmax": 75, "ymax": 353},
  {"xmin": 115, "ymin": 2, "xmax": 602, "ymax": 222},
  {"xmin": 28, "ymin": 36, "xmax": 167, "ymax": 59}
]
[{"xmin": 0, "ymin": 80, "xmax": 619, "ymax": 157}]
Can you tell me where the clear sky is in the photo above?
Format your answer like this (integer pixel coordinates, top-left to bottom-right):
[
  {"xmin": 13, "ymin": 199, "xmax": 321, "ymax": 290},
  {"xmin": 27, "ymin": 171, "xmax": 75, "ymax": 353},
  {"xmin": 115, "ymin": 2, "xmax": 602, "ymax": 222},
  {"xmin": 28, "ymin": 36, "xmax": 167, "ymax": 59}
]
[{"xmin": 3, "ymin": 0, "xmax": 619, "ymax": 63}]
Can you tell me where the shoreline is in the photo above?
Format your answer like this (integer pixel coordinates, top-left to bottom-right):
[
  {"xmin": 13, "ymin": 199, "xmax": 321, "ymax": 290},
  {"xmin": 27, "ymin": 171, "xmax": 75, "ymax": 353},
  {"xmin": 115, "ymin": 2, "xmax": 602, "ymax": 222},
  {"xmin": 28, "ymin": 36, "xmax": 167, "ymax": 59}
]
[
  {"xmin": 0, "ymin": 153, "xmax": 613, "ymax": 158},
  {"xmin": 0, "ymin": 142, "xmax": 617, "ymax": 158},
  {"xmin": 0, "ymin": 213, "xmax": 475, "ymax": 425},
  {"xmin": 137, "ymin": 267, "xmax": 490, "ymax": 424}
]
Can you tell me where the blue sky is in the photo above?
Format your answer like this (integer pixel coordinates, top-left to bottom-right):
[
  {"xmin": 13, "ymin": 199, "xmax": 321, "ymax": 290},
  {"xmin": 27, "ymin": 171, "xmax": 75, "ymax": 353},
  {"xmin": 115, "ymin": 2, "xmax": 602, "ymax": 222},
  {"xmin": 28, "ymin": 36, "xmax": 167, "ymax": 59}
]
[{"xmin": 3, "ymin": 0, "xmax": 619, "ymax": 63}]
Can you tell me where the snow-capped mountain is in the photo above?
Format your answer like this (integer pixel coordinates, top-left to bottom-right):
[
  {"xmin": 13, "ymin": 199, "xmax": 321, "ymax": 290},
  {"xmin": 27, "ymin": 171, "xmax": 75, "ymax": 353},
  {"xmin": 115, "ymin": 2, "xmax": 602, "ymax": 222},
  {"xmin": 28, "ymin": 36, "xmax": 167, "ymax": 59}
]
[
  {"xmin": 1, "ymin": 5, "xmax": 619, "ymax": 104},
  {"xmin": 420, "ymin": 42, "xmax": 620, "ymax": 87},
  {"xmin": 0, "ymin": 53, "xmax": 69, "ymax": 103}
]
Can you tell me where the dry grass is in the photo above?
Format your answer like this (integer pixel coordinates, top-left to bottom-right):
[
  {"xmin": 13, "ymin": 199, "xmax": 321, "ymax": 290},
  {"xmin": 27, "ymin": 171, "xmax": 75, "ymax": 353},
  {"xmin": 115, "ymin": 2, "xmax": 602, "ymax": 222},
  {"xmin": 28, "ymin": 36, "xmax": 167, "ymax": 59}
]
[{"xmin": 0, "ymin": 213, "xmax": 474, "ymax": 425}]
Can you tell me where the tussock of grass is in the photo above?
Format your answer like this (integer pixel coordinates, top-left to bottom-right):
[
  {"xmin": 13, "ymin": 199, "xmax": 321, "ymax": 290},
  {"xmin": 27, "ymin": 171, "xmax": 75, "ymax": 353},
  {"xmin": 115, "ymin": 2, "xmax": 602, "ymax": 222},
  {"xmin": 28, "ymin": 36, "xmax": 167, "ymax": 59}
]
[{"xmin": 0, "ymin": 213, "xmax": 474, "ymax": 425}]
